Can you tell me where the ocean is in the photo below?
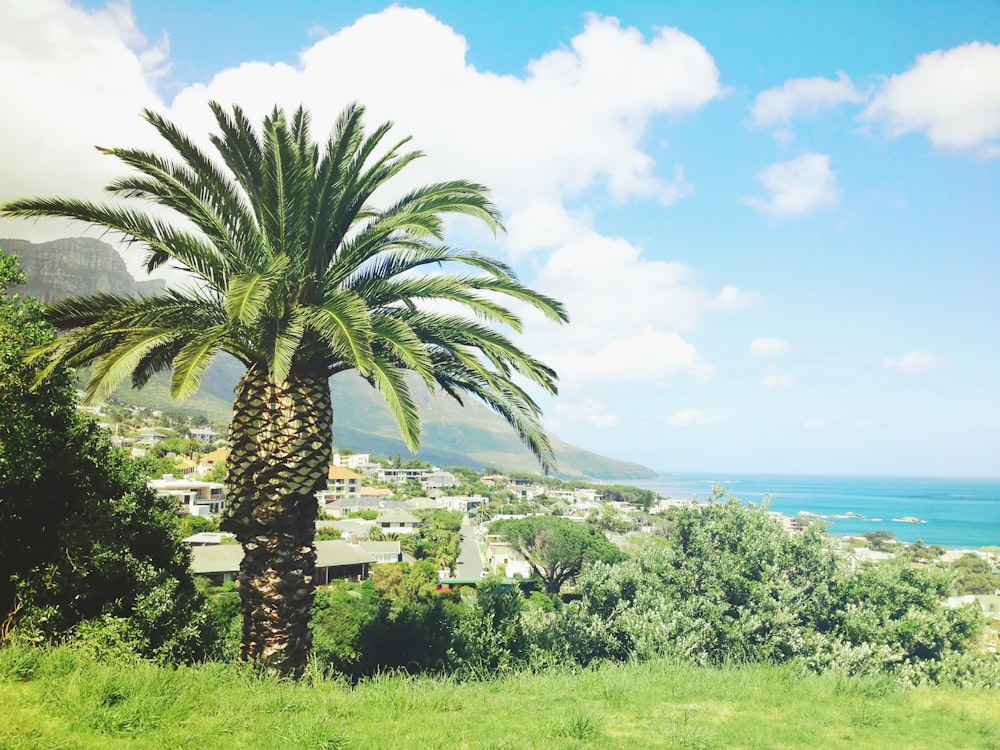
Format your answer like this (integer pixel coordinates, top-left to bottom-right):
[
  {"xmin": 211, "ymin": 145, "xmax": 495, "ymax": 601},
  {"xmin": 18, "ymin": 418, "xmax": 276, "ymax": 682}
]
[{"xmin": 628, "ymin": 474, "xmax": 1000, "ymax": 550}]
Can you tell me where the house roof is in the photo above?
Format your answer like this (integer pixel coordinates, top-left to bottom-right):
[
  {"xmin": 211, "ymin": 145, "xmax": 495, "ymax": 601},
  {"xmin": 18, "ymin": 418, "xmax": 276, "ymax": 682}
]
[
  {"xmin": 190, "ymin": 540, "xmax": 375, "ymax": 575},
  {"xmin": 376, "ymin": 508, "xmax": 421, "ymax": 524},
  {"xmin": 190, "ymin": 544, "xmax": 243, "ymax": 574},
  {"xmin": 201, "ymin": 447, "xmax": 229, "ymax": 463},
  {"xmin": 358, "ymin": 541, "xmax": 402, "ymax": 555},
  {"xmin": 317, "ymin": 540, "xmax": 376, "ymax": 567},
  {"xmin": 317, "ymin": 519, "xmax": 373, "ymax": 538},
  {"xmin": 406, "ymin": 497, "xmax": 443, "ymax": 509},
  {"xmin": 328, "ymin": 466, "xmax": 362, "ymax": 480},
  {"xmin": 327, "ymin": 498, "xmax": 409, "ymax": 511},
  {"xmin": 359, "ymin": 486, "xmax": 392, "ymax": 497}
]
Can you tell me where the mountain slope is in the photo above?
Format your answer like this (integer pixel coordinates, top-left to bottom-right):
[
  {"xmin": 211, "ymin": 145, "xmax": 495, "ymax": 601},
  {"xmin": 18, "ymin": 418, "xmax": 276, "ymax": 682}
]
[{"xmin": 1, "ymin": 237, "xmax": 656, "ymax": 480}]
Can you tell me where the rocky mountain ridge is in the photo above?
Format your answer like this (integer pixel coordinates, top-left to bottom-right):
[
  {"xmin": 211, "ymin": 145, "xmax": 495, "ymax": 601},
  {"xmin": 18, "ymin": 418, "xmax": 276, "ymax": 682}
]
[{"xmin": 2, "ymin": 237, "xmax": 165, "ymax": 301}]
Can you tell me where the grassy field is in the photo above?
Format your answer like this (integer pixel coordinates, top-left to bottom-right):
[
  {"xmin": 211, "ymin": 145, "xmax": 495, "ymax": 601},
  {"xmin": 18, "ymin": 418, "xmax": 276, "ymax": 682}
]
[{"xmin": 1, "ymin": 645, "xmax": 998, "ymax": 749}]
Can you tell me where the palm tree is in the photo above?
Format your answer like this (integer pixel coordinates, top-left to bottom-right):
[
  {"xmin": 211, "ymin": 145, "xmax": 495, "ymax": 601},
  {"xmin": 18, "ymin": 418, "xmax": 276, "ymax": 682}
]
[{"xmin": 1, "ymin": 102, "xmax": 567, "ymax": 677}]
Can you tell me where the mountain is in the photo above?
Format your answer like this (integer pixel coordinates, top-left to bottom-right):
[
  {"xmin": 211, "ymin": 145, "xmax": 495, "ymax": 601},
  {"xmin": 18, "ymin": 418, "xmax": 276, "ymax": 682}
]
[
  {"xmin": 2, "ymin": 237, "xmax": 165, "ymax": 301},
  {"xmin": 1, "ymin": 237, "xmax": 656, "ymax": 480}
]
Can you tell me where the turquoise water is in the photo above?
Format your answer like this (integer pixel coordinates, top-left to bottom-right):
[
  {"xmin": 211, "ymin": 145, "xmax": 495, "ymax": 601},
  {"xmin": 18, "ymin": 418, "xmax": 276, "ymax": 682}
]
[{"xmin": 629, "ymin": 474, "xmax": 1000, "ymax": 549}]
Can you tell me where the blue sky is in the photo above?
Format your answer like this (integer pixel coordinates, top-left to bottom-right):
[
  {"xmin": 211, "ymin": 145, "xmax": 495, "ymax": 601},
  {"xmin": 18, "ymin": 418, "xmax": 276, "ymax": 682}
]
[{"xmin": 1, "ymin": 1, "xmax": 998, "ymax": 477}]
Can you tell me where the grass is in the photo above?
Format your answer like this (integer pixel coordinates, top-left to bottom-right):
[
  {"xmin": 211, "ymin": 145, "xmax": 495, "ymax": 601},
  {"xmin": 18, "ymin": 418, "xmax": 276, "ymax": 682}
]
[{"xmin": 1, "ymin": 645, "xmax": 998, "ymax": 749}]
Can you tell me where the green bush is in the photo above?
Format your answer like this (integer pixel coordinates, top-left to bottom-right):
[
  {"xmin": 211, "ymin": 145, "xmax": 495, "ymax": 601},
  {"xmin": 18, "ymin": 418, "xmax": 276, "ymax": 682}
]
[
  {"xmin": 452, "ymin": 578, "xmax": 527, "ymax": 676},
  {"xmin": 521, "ymin": 494, "xmax": 990, "ymax": 685}
]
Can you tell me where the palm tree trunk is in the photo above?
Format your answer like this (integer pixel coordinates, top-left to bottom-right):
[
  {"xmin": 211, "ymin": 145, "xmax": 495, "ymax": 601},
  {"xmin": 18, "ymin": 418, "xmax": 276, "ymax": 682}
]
[{"xmin": 221, "ymin": 364, "xmax": 332, "ymax": 678}]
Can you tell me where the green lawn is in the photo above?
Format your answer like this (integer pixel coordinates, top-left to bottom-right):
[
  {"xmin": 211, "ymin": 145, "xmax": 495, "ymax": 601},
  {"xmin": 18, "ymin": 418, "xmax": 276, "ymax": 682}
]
[{"xmin": 1, "ymin": 646, "xmax": 997, "ymax": 749}]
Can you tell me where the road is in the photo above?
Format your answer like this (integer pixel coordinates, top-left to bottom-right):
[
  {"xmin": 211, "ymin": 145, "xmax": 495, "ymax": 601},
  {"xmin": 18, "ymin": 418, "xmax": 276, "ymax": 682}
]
[{"xmin": 456, "ymin": 521, "xmax": 484, "ymax": 576}]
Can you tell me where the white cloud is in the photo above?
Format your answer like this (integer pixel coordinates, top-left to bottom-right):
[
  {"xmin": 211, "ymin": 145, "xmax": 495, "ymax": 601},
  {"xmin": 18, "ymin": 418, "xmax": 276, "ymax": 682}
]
[
  {"xmin": 751, "ymin": 72, "xmax": 866, "ymax": 127},
  {"xmin": 0, "ymin": 0, "xmax": 165, "ymax": 256},
  {"xmin": 864, "ymin": 42, "xmax": 1000, "ymax": 155},
  {"xmin": 742, "ymin": 153, "xmax": 838, "ymax": 219},
  {"xmin": 167, "ymin": 8, "xmax": 723, "ymax": 218},
  {"xmin": 521, "ymin": 231, "xmax": 754, "ymax": 390},
  {"xmin": 761, "ymin": 373, "xmax": 796, "ymax": 389},
  {"xmin": 1, "ymin": 4, "xmax": 726, "ymax": 269},
  {"xmin": 545, "ymin": 397, "xmax": 618, "ymax": 431},
  {"xmin": 540, "ymin": 327, "xmax": 715, "ymax": 388},
  {"xmin": 667, "ymin": 409, "xmax": 728, "ymax": 427},
  {"xmin": 504, "ymin": 200, "xmax": 591, "ymax": 258},
  {"xmin": 537, "ymin": 232, "xmax": 756, "ymax": 334},
  {"xmin": 802, "ymin": 419, "xmax": 826, "ymax": 431},
  {"xmin": 883, "ymin": 351, "xmax": 951, "ymax": 373},
  {"xmin": 750, "ymin": 337, "xmax": 793, "ymax": 358}
]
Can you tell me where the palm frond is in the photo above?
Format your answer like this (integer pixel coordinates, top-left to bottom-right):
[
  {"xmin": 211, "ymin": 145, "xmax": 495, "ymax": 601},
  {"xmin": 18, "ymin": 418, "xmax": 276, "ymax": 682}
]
[
  {"xmin": 85, "ymin": 328, "xmax": 181, "ymax": 403},
  {"xmin": 267, "ymin": 309, "xmax": 306, "ymax": 385},
  {"xmin": 224, "ymin": 254, "xmax": 290, "ymax": 324},
  {"xmin": 300, "ymin": 292, "xmax": 374, "ymax": 375},
  {"xmin": 367, "ymin": 354, "xmax": 421, "ymax": 451},
  {"xmin": 169, "ymin": 326, "xmax": 224, "ymax": 399}
]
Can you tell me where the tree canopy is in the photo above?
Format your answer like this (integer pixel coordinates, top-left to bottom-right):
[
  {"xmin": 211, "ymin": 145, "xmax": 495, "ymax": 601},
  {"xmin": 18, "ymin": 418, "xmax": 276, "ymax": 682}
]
[{"xmin": 491, "ymin": 515, "xmax": 623, "ymax": 594}]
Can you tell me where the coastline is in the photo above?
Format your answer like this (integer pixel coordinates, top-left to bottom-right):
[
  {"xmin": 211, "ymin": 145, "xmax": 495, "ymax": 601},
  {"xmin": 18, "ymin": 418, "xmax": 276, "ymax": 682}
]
[{"xmin": 630, "ymin": 473, "xmax": 1000, "ymax": 550}]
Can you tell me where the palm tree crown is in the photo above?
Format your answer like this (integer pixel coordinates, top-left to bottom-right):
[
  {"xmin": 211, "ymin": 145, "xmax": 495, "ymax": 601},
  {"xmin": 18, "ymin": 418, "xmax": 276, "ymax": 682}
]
[
  {"xmin": 4, "ymin": 102, "xmax": 566, "ymax": 465},
  {"xmin": 2, "ymin": 102, "xmax": 567, "ymax": 676}
]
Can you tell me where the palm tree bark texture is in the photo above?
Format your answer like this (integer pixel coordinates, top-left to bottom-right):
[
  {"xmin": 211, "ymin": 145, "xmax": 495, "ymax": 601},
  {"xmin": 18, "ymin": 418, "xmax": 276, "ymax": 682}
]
[{"xmin": 223, "ymin": 365, "xmax": 332, "ymax": 675}]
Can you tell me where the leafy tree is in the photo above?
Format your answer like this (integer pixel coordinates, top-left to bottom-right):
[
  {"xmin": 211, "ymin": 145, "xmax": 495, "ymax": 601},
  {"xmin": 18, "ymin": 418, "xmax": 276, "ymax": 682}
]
[
  {"xmin": 0, "ymin": 252, "xmax": 213, "ymax": 661},
  {"xmin": 491, "ymin": 516, "xmax": 623, "ymax": 594},
  {"xmin": 861, "ymin": 531, "xmax": 899, "ymax": 552},
  {"xmin": 453, "ymin": 577, "xmax": 527, "ymax": 675},
  {"xmin": 347, "ymin": 509, "xmax": 378, "ymax": 521},
  {"xmin": 950, "ymin": 554, "xmax": 1000, "ymax": 595},
  {"xmin": 2, "ymin": 103, "xmax": 567, "ymax": 676},
  {"xmin": 829, "ymin": 558, "xmax": 984, "ymax": 679},
  {"xmin": 312, "ymin": 568, "xmax": 459, "ymax": 679},
  {"xmin": 178, "ymin": 514, "xmax": 220, "ymax": 537},
  {"xmin": 202, "ymin": 460, "xmax": 227, "ymax": 484},
  {"xmin": 444, "ymin": 465, "xmax": 481, "ymax": 484},
  {"xmin": 587, "ymin": 483, "xmax": 657, "ymax": 511},
  {"xmin": 542, "ymin": 495, "xmax": 840, "ymax": 666}
]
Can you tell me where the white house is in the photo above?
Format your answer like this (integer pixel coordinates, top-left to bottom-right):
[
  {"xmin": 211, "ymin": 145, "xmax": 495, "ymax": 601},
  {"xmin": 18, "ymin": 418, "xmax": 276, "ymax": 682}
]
[
  {"xmin": 377, "ymin": 467, "xmax": 427, "ymax": 484},
  {"xmin": 486, "ymin": 540, "xmax": 532, "ymax": 578},
  {"xmin": 440, "ymin": 494, "xmax": 488, "ymax": 513},
  {"xmin": 320, "ymin": 466, "xmax": 362, "ymax": 504},
  {"xmin": 149, "ymin": 475, "xmax": 227, "ymax": 516},
  {"xmin": 421, "ymin": 470, "xmax": 460, "ymax": 490},
  {"xmin": 510, "ymin": 484, "xmax": 547, "ymax": 501},
  {"xmin": 376, "ymin": 508, "xmax": 421, "ymax": 534},
  {"xmin": 189, "ymin": 426, "xmax": 218, "ymax": 444},
  {"xmin": 332, "ymin": 453, "xmax": 372, "ymax": 469}
]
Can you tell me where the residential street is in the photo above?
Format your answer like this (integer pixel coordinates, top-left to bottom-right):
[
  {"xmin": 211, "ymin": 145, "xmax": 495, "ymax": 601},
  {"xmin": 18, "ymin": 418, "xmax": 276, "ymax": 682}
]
[{"xmin": 456, "ymin": 521, "xmax": 484, "ymax": 576}]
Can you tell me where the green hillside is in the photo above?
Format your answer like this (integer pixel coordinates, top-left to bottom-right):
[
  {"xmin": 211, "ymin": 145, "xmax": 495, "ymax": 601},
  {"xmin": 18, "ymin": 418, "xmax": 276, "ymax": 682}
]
[{"xmin": 113, "ymin": 353, "xmax": 655, "ymax": 479}]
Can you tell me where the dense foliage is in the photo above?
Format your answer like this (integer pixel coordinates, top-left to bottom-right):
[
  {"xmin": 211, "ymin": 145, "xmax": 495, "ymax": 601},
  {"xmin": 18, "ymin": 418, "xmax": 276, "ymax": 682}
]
[
  {"xmin": 491, "ymin": 515, "xmax": 625, "ymax": 593},
  {"xmin": 311, "ymin": 561, "xmax": 459, "ymax": 679},
  {"xmin": 525, "ymin": 494, "xmax": 992, "ymax": 685},
  {"xmin": 0, "ymin": 252, "xmax": 215, "ymax": 661}
]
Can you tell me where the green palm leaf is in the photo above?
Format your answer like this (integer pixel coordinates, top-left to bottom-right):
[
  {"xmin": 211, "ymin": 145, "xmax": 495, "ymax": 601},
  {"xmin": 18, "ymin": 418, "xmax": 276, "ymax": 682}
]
[
  {"xmin": 224, "ymin": 254, "xmax": 291, "ymax": 324},
  {"xmin": 169, "ymin": 326, "xmax": 225, "ymax": 399}
]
